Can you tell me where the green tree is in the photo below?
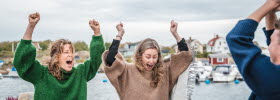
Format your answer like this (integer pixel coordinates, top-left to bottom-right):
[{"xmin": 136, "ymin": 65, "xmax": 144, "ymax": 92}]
[
  {"xmin": 0, "ymin": 51, "xmax": 13, "ymax": 58},
  {"xmin": 74, "ymin": 41, "xmax": 89, "ymax": 51},
  {"xmin": 105, "ymin": 42, "xmax": 111, "ymax": 50},
  {"xmin": 0, "ymin": 41, "xmax": 13, "ymax": 52},
  {"xmin": 196, "ymin": 52, "xmax": 211, "ymax": 58},
  {"xmin": 39, "ymin": 40, "xmax": 52, "ymax": 50}
]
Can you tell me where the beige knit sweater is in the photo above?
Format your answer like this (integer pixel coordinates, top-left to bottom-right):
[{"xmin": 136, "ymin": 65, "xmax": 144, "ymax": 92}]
[{"xmin": 102, "ymin": 50, "xmax": 193, "ymax": 100}]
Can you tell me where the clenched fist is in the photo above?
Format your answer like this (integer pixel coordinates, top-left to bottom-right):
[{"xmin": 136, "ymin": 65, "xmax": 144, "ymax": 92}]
[
  {"xmin": 170, "ymin": 20, "xmax": 178, "ymax": 35},
  {"xmin": 29, "ymin": 12, "xmax": 40, "ymax": 27},
  {"xmin": 116, "ymin": 22, "xmax": 125, "ymax": 38},
  {"xmin": 89, "ymin": 19, "xmax": 101, "ymax": 36}
]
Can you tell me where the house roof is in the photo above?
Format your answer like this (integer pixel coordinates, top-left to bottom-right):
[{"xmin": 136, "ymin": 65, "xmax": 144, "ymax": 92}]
[
  {"xmin": 189, "ymin": 39, "xmax": 203, "ymax": 46},
  {"xmin": 171, "ymin": 37, "xmax": 200, "ymax": 49},
  {"xmin": 208, "ymin": 35, "xmax": 220, "ymax": 47},
  {"xmin": 208, "ymin": 53, "xmax": 229, "ymax": 58}
]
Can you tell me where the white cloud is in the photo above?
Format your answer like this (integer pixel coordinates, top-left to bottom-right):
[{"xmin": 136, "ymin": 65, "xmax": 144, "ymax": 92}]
[{"xmin": 0, "ymin": 0, "xmax": 271, "ymax": 47}]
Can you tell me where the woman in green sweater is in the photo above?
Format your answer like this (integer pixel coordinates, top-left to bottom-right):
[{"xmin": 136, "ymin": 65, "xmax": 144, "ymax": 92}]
[{"xmin": 13, "ymin": 12, "xmax": 105, "ymax": 100}]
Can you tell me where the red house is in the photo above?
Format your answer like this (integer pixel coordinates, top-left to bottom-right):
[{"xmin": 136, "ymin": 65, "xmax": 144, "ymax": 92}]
[{"xmin": 208, "ymin": 53, "xmax": 229, "ymax": 65}]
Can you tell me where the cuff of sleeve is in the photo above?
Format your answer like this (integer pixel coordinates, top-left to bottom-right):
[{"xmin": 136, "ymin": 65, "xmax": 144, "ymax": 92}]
[
  {"xmin": 262, "ymin": 27, "xmax": 274, "ymax": 38},
  {"xmin": 20, "ymin": 39, "xmax": 32, "ymax": 44},
  {"xmin": 92, "ymin": 35, "xmax": 103, "ymax": 41},
  {"xmin": 177, "ymin": 38, "xmax": 189, "ymax": 51},
  {"xmin": 110, "ymin": 39, "xmax": 120, "ymax": 50}
]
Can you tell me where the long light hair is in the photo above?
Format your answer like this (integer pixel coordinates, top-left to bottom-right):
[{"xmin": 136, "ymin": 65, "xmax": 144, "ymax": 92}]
[
  {"xmin": 48, "ymin": 39, "xmax": 74, "ymax": 80},
  {"xmin": 134, "ymin": 38, "xmax": 164, "ymax": 87}
]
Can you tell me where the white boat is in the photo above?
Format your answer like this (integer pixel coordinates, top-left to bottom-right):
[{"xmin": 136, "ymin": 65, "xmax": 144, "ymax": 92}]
[
  {"xmin": 195, "ymin": 61, "xmax": 213, "ymax": 82},
  {"xmin": 212, "ymin": 65, "xmax": 238, "ymax": 82}
]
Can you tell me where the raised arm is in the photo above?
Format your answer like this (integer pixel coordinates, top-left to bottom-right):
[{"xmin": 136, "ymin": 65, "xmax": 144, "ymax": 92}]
[
  {"xmin": 227, "ymin": 0, "xmax": 280, "ymax": 73},
  {"xmin": 170, "ymin": 20, "xmax": 182, "ymax": 42},
  {"xmin": 167, "ymin": 20, "xmax": 193, "ymax": 91},
  {"xmin": 13, "ymin": 12, "xmax": 46, "ymax": 83},
  {"xmin": 170, "ymin": 20, "xmax": 189, "ymax": 51},
  {"xmin": 102, "ymin": 23, "xmax": 127, "ymax": 94},
  {"xmin": 105, "ymin": 22, "xmax": 124, "ymax": 66},
  {"xmin": 23, "ymin": 12, "xmax": 40, "ymax": 40},
  {"xmin": 226, "ymin": 0, "xmax": 280, "ymax": 96},
  {"xmin": 248, "ymin": 0, "xmax": 279, "ymax": 22},
  {"xmin": 77, "ymin": 19, "xmax": 105, "ymax": 81},
  {"xmin": 265, "ymin": 12, "xmax": 277, "ymax": 30},
  {"xmin": 264, "ymin": 10, "xmax": 278, "ymax": 46}
]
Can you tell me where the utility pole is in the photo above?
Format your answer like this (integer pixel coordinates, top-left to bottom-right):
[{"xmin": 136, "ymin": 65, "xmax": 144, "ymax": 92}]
[{"xmin": 12, "ymin": 42, "xmax": 14, "ymax": 52}]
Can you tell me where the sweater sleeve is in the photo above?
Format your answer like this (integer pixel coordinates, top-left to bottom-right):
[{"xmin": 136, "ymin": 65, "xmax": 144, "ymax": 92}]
[
  {"xmin": 165, "ymin": 42, "xmax": 193, "ymax": 91},
  {"xmin": 77, "ymin": 35, "xmax": 105, "ymax": 82},
  {"xmin": 106, "ymin": 39, "xmax": 120, "ymax": 66},
  {"xmin": 177, "ymin": 38, "xmax": 189, "ymax": 51},
  {"xmin": 102, "ymin": 50, "xmax": 127, "ymax": 94},
  {"xmin": 262, "ymin": 27, "xmax": 274, "ymax": 46},
  {"xmin": 226, "ymin": 19, "xmax": 261, "ymax": 75},
  {"xmin": 13, "ymin": 39, "xmax": 46, "ymax": 84},
  {"xmin": 226, "ymin": 19, "xmax": 280, "ymax": 95}
]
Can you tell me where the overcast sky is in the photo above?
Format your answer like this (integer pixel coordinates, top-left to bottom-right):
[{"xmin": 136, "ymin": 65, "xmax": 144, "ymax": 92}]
[{"xmin": 0, "ymin": 0, "xmax": 273, "ymax": 47}]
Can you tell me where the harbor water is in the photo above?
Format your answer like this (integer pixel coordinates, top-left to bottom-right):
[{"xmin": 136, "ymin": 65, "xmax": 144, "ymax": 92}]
[{"xmin": 0, "ymin": 73, "xmax": 251, "ymax": 100}]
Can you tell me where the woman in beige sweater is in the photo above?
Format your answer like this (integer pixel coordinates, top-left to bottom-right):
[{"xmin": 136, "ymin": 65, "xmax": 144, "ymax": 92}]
[{"xmin": 102, "ymin": 20, "xmax": 193, "ymax": 100}]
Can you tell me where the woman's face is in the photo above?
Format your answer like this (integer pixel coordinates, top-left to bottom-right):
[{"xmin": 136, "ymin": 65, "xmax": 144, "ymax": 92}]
[
  {"xmin": 58, "ymin": 44, "xmax": 74, "ymax": 72},
  {"xmin": 141, "ymin": 48, "xmax": 158, "ymax": 71}
]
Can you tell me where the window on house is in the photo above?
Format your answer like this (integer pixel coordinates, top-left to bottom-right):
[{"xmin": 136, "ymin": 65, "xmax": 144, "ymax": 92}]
[{"xmin": 217, "ymin": 58, "xmax": 224, "ymax": 62}]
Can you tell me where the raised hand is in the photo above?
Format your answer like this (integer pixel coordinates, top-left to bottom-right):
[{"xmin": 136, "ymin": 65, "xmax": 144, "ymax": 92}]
[
  {"xmin": 23, "ymin": 12, "xmax": 40, "ymax": 40},
  {"xmin": 116, "ymin": 22, "xmax": 125, "ymax": 40},
  {"xmin": 28, "ymin": 12, "xmax": 40, "ymax": 27},
  {"xmin": 248, "ymin": 0, "xmax": 280, "ymax": 22},
  {"xmin": 170, "ymin": 20, "xmax": 182, "ymax": 42},
  {"xmin": 89, "ymin": 19, "xmax": 101, "ymax": 36},
  {"xmin": 170, "ymin": 20, "xmax": 178, "ymax": 34}
]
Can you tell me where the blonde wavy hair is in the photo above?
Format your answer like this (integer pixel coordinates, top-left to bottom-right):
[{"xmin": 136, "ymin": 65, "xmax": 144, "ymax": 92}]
[
  {"xmin": 48, "ymin": 39, "xmax": 74, "ymax": 80},
  {"xmin": 134, "ymin": 38, "xmax": 164, "ymax": 87}
]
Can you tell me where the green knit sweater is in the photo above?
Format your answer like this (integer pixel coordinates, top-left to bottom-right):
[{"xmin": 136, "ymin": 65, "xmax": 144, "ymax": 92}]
[{"xmin": 13, "ymin": 35, "xmax": 105, "ymax": 100}]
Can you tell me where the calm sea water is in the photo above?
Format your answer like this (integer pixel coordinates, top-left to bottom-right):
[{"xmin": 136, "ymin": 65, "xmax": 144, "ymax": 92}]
[{"xmin": 0, "ymin": 73, "xmax": 251, "ymax": 100}]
